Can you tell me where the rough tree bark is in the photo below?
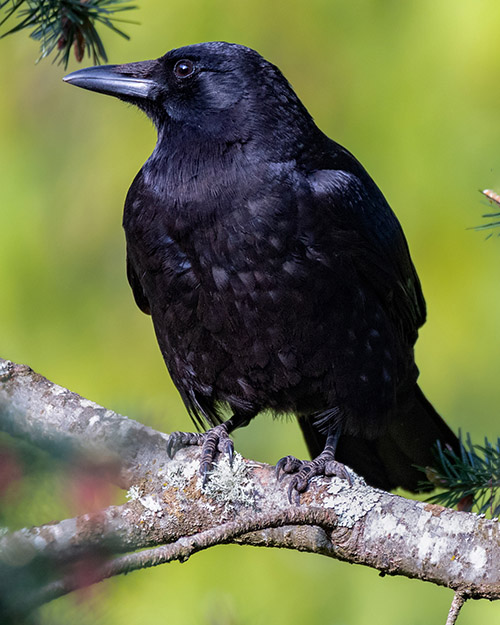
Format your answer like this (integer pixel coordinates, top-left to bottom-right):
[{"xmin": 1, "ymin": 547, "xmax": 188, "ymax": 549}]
[{"xmin": 0, "ymin": 357, "xmax": 498, "ymax": 623}]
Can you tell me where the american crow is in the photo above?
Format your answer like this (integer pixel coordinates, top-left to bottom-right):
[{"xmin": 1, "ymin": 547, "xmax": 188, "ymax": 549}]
[{"xmin": 64, "ymin": 42, "xmax": 459, "ymax": 497}]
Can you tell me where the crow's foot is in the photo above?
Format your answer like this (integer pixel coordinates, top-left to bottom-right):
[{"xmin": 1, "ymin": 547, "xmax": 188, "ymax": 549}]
[
  {"xmin": 276, "ymin": 454, "xmax": 352, "ymax": 504},
  {"xmin": 166, "ymin": 425, "xmax": 234, "ymax": 485}
]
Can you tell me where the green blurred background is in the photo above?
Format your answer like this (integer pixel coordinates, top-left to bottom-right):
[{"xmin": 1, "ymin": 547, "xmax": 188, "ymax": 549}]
[{"xmin": 1, "ymin": 0, "xmax": 500, "ymax": 623}]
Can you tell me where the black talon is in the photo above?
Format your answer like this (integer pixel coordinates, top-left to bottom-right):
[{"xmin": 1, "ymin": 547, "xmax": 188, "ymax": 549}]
[
  {"xmin": 325, "ymin": 460, "xmax": 353, "ymax": 484},
  {"xmin": 287, "ymin": 477, "xmax": 303, "ymax": 505},
  {"xmin": 166, "ymin": 431, "xmax": 202, "ymax": 458},
  {"xmin": 200, "ymin": 461, "xmax": 212, "ymax": 486},
  {"xmin": 275, "ymin": 457, "xmax": 287, "ymax": 481},
  {"xmin": 276, "ymin": 428, "xmax": 351, "ymax": 501},
  {"xmin": 226, "ymin": 441, "xmax": 234, "ymax": 466},
  {"xmin": 167, "ymin": 414, "xmax": 250, "ymax": 486},
  {"xmin": 276, "ymin": 455, "xmax": 303, "ymax": 482}
]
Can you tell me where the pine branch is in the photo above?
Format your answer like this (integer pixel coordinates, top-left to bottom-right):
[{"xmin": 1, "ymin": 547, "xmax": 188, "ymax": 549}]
[
  {"xmin": 474, "ymin": 189, "xmax": 500, "ymax": 236},
  {"xmin": 0, "ymin": 0, "xmax": 137, "ymax": 67},
  {"xmin": 425, "ymin": 433, "xmax": 500, "ymax": 516}
]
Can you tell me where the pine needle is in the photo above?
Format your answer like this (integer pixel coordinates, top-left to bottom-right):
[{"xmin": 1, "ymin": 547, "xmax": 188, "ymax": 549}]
[
  {"xmin": 0, "ymin": 0, "xmax": 137, "ymax": 67},
  {"xmin": 424, "ymin": 432, "xmax": 500, "ymax": 517},
  {"xmin": 474, "ymin": 189, "xmax": 500, "ymax": 236}
]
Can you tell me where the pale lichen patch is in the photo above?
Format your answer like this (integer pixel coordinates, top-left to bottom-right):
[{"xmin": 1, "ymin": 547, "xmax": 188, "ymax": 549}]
[
  {"xmin": 468, "ymin": 545, "xmax": 487, "ymax": 569},
  {"xmin": 80, "ymin": 398, "xmax": 98, "ymax": 409},
  {"xmin": 126, "ymin": 484, "xmax": 164, "ymax": 519},
  {"xmin": 126, "ymin": 485, "xmax": 142, "ymax": 501},
  {"xmin": 50, "ymin": 518, "xmax": 78, "ymax": 549},
  {"xmin": 0, "ymin": 532, "xmax": 38, "ymax": 566},
  {"xmin": 322, "ymin": 476, "xmax": 381, "ymax": 528},
  {"xmin": 438, "ymin": 509, "xmax": 477, "ymax": 538},
  {"xmin": 202, "ymin": 453, "xmax": 261, "ymax": 509},
  {"xmin": 50, "ymin": 383, "xmax": 67, "ymax": 396},
  {"xmin": 417, "ymin": 531, "xmax": 445, "ymax": 563},
  {"xmin": 0, "ymin": 359, "xmax": 12, "ymax": 375},
  {"xmin": 415, "ymin": 508, "xmax": 434, "ymax": 534},
  {"xmin": 139, "ymin": 495, "xmax": 162, "ymax": 514},
  {"xmin": 163, "ymin": 454, "xmax": 199, "ymax": 489}
]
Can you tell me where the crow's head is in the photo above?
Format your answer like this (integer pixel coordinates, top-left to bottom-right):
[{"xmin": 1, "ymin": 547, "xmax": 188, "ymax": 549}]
[{"xmin": 64, "ymin": 41, "xmax": 313, "ymax": 145}]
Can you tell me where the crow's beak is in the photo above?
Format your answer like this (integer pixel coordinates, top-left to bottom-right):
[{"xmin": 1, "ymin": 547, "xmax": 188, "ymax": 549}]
[{"xmin": 63, "ymin": 62, "xmax": 157, "ymax": 100}]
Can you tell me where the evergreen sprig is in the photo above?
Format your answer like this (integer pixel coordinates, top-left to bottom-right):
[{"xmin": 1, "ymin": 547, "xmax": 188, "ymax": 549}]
[
  {"xmin": 475, "ymin": 189, "xmax": 500, "ymax": 237},
  {"xmin": 0, "ymin": 0, "xmax": 137, "ymax": 67},
  {"xmin": 424, "ymin": 433, "xmax": 500, "ymax": 516}
]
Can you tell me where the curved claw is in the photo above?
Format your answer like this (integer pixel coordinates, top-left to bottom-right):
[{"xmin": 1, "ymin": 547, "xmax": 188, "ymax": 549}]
[
  {"xmin": 217, "ymin": 431, "xmax": 234, "ymax": 458},
  {"xmin": 293, "ymin": 467, "xmax": 314, "ymax": 493},
  {"xmin": 222, "ymin": 438, "xmax": 234, "ymax": 466},
  {"xmin": 275, "ymin": 456, "xmax": 287, "ymax": 482},
  {"xmin": 200, "ymin": 460, "xmax": 212, "ymax": 486},
  {"xmin": 325, "ymin": 460, "xmax": 353, "ymax": 485},
  {"xmin": 196, "ymin": 423, "xmax": 235, "ymax": 484},
  {"xmin": 276, "ymin": 452, "xmax": 351, "ymax": 504},
  {"xmin": 287, "ymin": 477, "xmax": 300, "ymax": 505},
  {"xmin": 167, "ymin": 422, "xmax": 240, "ymax": 486},
  {"xmin": 166, "ymin": 434, "xmax": 177, "ymax": 458},
  {"xmin": 166, "ymin": 432, "xmax": 183, "ymax": 458},
  {"xmin": 166, "ymin": 431, "xmax": 202, "ymax": 458},
  {"xmin": 275, "ymin": 455, "xmax": 302, "ymax": 482}
]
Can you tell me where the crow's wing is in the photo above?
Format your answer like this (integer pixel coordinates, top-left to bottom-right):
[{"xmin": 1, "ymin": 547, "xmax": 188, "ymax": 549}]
[{"xmin": 304, "ymin": 162, "xmax": 426, "ymax": 347}]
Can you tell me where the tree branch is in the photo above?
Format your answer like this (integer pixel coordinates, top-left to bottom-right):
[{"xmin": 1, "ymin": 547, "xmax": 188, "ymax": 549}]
[
  {"xmin": 0, "ymin": 358, "xmax": 169, "ymax": 488},
  {"xmin": 1, "ymin": 357, "xmax": 499, "ymax": 618},
  {"xmin": 446, "ymin": 593, "xmax": 466, "ymax": 625},
  {"xmin": 29, "ymin": 508, "xmax": 336, "ymax": 609}
]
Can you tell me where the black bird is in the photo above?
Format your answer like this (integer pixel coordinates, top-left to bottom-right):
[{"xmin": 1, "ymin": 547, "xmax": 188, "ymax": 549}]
[{"xmin": 64, "ymin": 41, "xmax": 459, "ymax": 496}]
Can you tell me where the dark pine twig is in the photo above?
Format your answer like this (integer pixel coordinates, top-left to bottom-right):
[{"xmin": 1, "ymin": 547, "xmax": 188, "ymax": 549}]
[
  {"xmin": 0, "ymin": 0, "xmax": 137, "ymax": 67},
  {"xmin": 474, "ymin": 189, "xmax": 500, "ymax": 237},
  {"xmin": 425, "ymin": 432, "xmax": 500, "ymax": 517}
]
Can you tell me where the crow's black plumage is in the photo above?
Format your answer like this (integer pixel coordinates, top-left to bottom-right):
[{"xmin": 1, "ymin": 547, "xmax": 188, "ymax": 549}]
[{"xmin": 64, "ymin": 41, "xmax": 459, "ymax": 495}]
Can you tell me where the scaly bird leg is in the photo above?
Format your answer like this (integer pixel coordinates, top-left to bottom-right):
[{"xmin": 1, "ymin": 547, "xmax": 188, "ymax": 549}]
[
  {"xmin": 167, "ymin": 413, "xmax": 251, "ymax": 485},
  {"xmin": 276, "ymin": 427, "xmax": 351, "ymax": 503}
]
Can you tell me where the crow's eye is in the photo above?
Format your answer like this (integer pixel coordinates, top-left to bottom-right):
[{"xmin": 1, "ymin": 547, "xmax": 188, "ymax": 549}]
[{"xmin": 174, "ymin": 59, "xmax": 195, "ymax": 79}]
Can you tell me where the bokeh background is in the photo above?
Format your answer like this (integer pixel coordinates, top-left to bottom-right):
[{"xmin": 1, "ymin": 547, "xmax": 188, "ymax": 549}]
[{"xmin": 1, "ymin": 1, "xmax": 500, "ymax": 623}]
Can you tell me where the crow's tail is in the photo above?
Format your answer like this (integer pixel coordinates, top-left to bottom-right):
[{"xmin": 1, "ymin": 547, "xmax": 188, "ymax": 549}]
[{"xmin": 298, "ymin": 385, "xmax": 460, "ymax": 492}]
